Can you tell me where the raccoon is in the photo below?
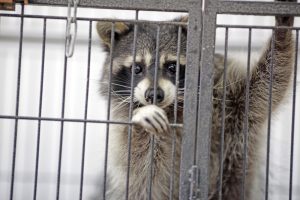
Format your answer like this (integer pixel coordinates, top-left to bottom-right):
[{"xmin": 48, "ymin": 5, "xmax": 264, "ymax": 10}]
[{"xmin": 95, "ymin": 1, "xmax": 295, "ymax": 199}]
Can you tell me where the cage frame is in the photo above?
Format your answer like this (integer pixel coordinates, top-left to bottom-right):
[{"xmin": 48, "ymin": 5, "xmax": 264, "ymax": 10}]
[{"xmin": 1, "ymin": 0, "xmax": 300, "ymax": 200}]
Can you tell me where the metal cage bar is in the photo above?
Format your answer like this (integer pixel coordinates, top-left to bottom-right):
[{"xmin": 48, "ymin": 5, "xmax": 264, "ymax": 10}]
[
  {"xmin": 27, "ymin": 0, "xmax": 192, "ymax": 11},
  {"xmin": 102, "ymin": 22, "xmax": 116, "ymax": 200},
  {"xmin": 241, "ymin": 27, "xmax": 252, "ymax": 200},
  {"xmin": 289, "ymin": 30, "xmax": 299, "ymax": 200},
  {"xmin": 179, "ymin": 2, "xmax": 203, "ymax": 199},
  {"xmin": 78, "ymin": 19, "xmax": 92, "ymax": 200},
  {"xmin": 56, "ymin": 18, "xmax": 70, "ymax": 200},
  {"xmin": 195, "ymin": 0, "xmax": 217, "ymax": 199},
  {"xmin": 215, "ymin": 1, "xmax": 300, "ymax": 15},
  {"xmin": 25, "ymin": 0, "xmax": 300, "ymax": 15},
  {"xmin": 218, "ymin": 26, "xmax": 229, "ymax": 200},
  {"xmin": 33, "ymin": 17, "xmax": 47, "ymax": 200},
  {"xmin": 10, "ymin": 3, "xmax": 25, "ymax": 200},
  {"xmin": 169, "ymin": 25, "xmax": 182, "ymax": 200},
  {"xmin": 125, "ymin": 10, "xmax": 139, "ymax": 200},
  {"xmin": 265, "ymin": 29, "xmax": 276, "ymax": 200}
]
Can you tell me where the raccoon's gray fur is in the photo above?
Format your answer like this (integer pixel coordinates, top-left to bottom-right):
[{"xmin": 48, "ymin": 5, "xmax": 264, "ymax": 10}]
[{"xmin": 95, "ymin": 1, "xmax": 295, "ymax": 199}]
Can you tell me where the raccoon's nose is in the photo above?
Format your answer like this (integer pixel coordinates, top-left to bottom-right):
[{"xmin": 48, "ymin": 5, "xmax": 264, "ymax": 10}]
[{"xmin": 145, "ymin": 88, "xmax": 164, "ymax": 104}]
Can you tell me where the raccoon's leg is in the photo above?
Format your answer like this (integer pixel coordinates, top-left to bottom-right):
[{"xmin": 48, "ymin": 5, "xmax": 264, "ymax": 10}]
[
  {"xmin": 214, "ymin": 3, "xmax": 296, "ymax": 200},
  {"xmin": 120, "ymin": 105, "xmax": 174, "ymax": 199},
  {"xmin": 248, "ymin": 6, "xmax": 295, "ymax": 123}
]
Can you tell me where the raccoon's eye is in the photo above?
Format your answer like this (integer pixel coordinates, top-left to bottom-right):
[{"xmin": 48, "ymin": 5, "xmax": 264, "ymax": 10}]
[
  {"xmin": 133, "ymin": 64, "xmax": 143, "ymax": 74},
  {"xmin": 166, "ymin": 63, "xmax": 177, "ymax": 74}
]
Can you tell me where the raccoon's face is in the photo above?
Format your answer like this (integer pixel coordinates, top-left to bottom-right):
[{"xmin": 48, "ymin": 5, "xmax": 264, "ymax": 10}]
[{"xmin": 97, "ymin": 18, "xmax": 187, "ymax": 109}]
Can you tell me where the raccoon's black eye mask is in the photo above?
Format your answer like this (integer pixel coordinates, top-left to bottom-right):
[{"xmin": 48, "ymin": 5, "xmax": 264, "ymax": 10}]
[{"xmin": 163, "ymin": 61, "xmax": 185, "ymax": 76}]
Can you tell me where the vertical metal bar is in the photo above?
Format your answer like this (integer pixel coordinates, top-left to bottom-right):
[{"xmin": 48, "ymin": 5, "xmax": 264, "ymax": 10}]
[
  {"xmin": 173, "ymin": 26, "xmax": 182, "ymax": 138},
  {"xmin": 148, "ymin": 135, "xmax": 155, "ymax": 200},
  {"xmin": 125, "ymin": 10, "xmax": 139, "ymax": 200},
  {"xmin": 79, "ymin": 20, "xmax": 92, "ymax": 200},
  {"xmin": 147, "ymin": 24, "xmax": 160, "ymax": 200},
  {"xmin": 33, "ymin": 18, "xmax": 47, "ymax": 200},
  {"xmin": 153, "ymin": 25, "xmax": 160, "ymax": 104},
  {"xmin": 195, "ymin": 2, "xmax": 217, "ymax": 200},
  {"xmin": 103, "ymin": 22, "xmax": 115, "ymax": 200},
  {"xmin": 218, "ymin": 27, "xmax": 229, "ymax": 200},
  {"xmin": 289, "ymin": 30, "xmax": 299, "ymax": 200},
  {"xmin": 265, "ymin": 29, "xmax": 275, "ymax": 200},
  {"xmin": 179, "ymin": 3, "xmax": 203, "ymax": 199},
  {"xmin": 56, "ymin": 19, "xmax": 70, "ymax": 200},
  {"xmin": 241, "ymin": 28, "xmax": 252, "ymax": 200},
  {"xmin": 10, "ymin": 3, "xmax": 25, "ymax": 200},
  {"xmin": 169, "ymin": 25, "xmax": 182, "ymax": 200}
]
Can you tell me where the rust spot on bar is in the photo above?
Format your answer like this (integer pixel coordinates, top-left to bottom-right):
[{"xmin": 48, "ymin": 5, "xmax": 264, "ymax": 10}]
[{"xmin": 0, "ymin": 0, "xmax": 28, "ymax": 10}]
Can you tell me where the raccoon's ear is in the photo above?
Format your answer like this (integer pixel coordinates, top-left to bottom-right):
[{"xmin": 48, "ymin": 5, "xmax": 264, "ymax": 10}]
[
  {"xmin": 178, "ymin": 15, "xmax": 188, "ymax": 23},
  {"xmin": 96, "ymin": 21, "xmax": 130, "ymax": 51},
  {"xmin": 174, "ymin": 15, "xmax": 188, "ymax": 33}
]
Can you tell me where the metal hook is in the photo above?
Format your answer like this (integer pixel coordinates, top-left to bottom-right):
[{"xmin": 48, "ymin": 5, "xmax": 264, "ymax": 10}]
[{"xmin": 65, "ymin": 0, "xmax": 78, "ymax": 57}]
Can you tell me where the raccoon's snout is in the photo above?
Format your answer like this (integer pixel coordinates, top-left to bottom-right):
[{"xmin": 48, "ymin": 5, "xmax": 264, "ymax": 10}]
[{"xmin": 145, "ymin": 88, "xmax": 164, "ymax": 104}]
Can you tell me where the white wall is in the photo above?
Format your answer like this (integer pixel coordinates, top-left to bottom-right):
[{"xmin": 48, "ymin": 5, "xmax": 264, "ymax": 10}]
[{"xmin": 0, "ymin": 4, "xmax": 299, "ymax": 200}]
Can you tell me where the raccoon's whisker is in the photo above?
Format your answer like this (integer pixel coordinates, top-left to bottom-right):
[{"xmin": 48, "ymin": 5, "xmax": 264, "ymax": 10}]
[
  {"xmin": 111, "ymin": 84, "xmax": 131, "ymax": 89},
  {"xmin": 103, "ymin": 92, "xmax": 131, "ymax": 98},
  {"xmin": 119, "ymin": 96, "xmax": 132, "ymax": 103},
  {"xmin": 112, "ymin": 94, "xmax": 132, "ymax": 99},
  {"xmin": 113, "ymin": 89, "xmax": 131, "ymax": 92},
  {"xmin": 113, "ymin": 91, "xmax": 132, "ymax": 95},
  {"xmin": 113, "ymin": 77, "xmax": 131, "ymax": 83},
  {"xmin": 111, "ymin": 91, "xmax": 130, "ymax": 100},
  {"xmin": 113, "ymin": 95, "xmax": 131, "ymax": 103},
  {"xmin": 113, "ymin": 92, "xmax": 132, "ymax": 96},
  {"xmin": 99, "ymin": 82, "xmax": 132, "ymax": 89},
  {"xmin": 113, "ymin": 96, "xmax": 128, "ymax": 103},
  {"xmin": 112, "ymin": 103, "xmax": 128, "ymax": 113},
  {"xmin": 213, "ymin": 78, "xmax": 245, "ymax": 89},
  {"xmin": 112, "ymin": 99, "xmax": 130, "ymax": 112},
  {"xmin": 212, "ymin": 97, "xmax": 233, "ymax": 102},
  {"xmin": 98, "ymin": 81, "xmax": 129, "ymax": 87}
]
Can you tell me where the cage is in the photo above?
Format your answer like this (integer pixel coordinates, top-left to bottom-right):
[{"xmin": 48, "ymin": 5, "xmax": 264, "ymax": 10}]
[{"xmin": 0, "ymin": 0, "xmax": 300, "ymax": 200}]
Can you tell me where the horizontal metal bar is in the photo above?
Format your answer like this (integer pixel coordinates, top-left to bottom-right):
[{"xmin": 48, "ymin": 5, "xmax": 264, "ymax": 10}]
[
  {"xmin": 0, "ymin": 115, "xmax": 183, "ymax": 127},
  {"xmin": 214, "ymin": 1, "xmax": 300, "ymax": 16},
  {"xmin": 0, "ymin": 171, "xmax": 99, "ymax": 186},
  {"xmin": 26, "ymin": 0, "xmax": 300, "ymax": 14},
  {"xmin": 0, "ymin": 13, "xmax": 188, "ymax": 26},
  {"xmin": 217, "ymin": 24, "xmax": 300, "ymax": 30},
  {"xmin": 4, "ymin": 12, "xmax": 300, "ymax": 30},
  {"xmin": 27, "ymin": 0, "xmax": 197, "ymax": 12}
]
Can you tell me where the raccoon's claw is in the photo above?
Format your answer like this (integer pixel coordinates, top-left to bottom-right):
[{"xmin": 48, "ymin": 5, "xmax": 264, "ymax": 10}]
[
  {"xmin": 132, "ymin": 105, "xmax": 170, "ymax": 134},
  {"xmin": 275, "ymin": 0, "xmax": 296, "ymax": 26},
  {"xmin": 275, "ymin": 15, "xmax": 294, "ymax": 27}
]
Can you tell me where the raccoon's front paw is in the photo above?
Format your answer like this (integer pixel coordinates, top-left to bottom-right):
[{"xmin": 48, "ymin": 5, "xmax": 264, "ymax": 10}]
[
  {"xmin": 132, "ymin": 105, "xmax": 170, "ymax": 134},
  {"xmin": 275, "ymin": 0, "xmax": 296, "ymax": 26}
]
